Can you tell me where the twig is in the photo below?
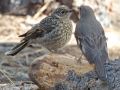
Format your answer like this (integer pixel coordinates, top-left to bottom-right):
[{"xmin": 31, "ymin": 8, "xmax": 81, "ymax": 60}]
[
  {"xmin": 0, "ymin": 69, "xmax": 15, "ymax": 86},
  {"xmin": 0, "ymin": 84, "xmax": 7, "ymax": 87},
  {"xmin": 33, "ymin": 1, "xmax": 51, "ymax": 19}
]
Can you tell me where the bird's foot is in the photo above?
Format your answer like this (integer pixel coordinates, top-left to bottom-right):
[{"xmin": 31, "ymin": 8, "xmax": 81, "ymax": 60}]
[
  {"xmin": 55, "ymin": 50, "xmax": 66, "ymax": 54},
  {"xmin": 49, "ymin": 49, "xmax": 66, "ymax": 54},
  {"xmin": 75, "ymin": 54, "xmax": 83, "ymax": 63},
  {"xmin": 75, "ymin": 57, "xmax": 82, "ymax": 63},
  {"xmin": 57, "ymin": 50, "xmax": 66, "ymax": 54}
]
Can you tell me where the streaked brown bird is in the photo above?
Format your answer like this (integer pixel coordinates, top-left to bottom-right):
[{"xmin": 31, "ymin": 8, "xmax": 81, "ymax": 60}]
[
  {"xmin": 75, "ymin": 5, "xmax": 109, "ymax": 81},
  {"xmin": 5, "ymin": 5, "xmax": 74, "ymax": 56}
]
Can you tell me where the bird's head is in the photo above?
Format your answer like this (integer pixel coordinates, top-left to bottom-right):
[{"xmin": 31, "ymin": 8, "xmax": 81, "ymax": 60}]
[
  {"xmin": 51, "ymin": 5, "xmax": 74, "ymax": 19},
  {"xmin": 78, "ymin": 5, "xmax": 95, "ymax": 18}
]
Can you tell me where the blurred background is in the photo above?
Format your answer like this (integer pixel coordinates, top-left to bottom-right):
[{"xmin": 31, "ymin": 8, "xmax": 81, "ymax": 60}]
[{"xmin": 0, "ymin": 0, "xmax": 120, "ymax": 84}]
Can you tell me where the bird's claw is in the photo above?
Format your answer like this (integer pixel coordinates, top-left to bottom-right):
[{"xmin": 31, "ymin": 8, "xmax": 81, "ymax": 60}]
[{"xmin": 75, "ymin": 57, "xmax": 82, "ymax": 63}]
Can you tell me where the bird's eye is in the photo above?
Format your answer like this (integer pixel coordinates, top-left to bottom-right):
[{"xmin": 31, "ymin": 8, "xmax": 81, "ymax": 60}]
[{"xmin": 61, "ymin": 10, "xmax": 66, "ymax": 14}]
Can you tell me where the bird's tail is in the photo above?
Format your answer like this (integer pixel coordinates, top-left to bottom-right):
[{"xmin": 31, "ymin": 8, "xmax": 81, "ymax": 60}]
[
  {"xmin": 5, "ymin": 41, "xmax": 28, "ymax": 56},
  {"xmin": 94, "ymin": 55, "xmax": 107, "ymax": 81}
]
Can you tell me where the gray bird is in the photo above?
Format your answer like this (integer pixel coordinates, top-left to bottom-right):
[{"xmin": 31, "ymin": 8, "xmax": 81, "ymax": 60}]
[
  {"xmin": 5, "ymin": 5, "xmax": 74, "ymax": 56},
  {"xmin": 75, "ymin": 5, "xmax": 109, "ymax": 81}
]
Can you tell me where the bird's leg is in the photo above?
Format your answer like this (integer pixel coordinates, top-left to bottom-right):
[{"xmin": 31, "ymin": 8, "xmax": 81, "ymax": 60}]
[
  {"xmin": 56, "ymin": 49, "xmax": 67, "ymax": 54},
  {"xmin": 47, "ymin": 49, "xmax": 54, "ymax": 53},
  {"xmin": 75, "ymin": 53, "xmax": 83, "ymax": 63},
  {"xmin": 48, "ymin": 49, "xmax": 58, "ymax": 54},
  {"xmin": 48, "ymin": 49, "xmax": 66, "ymax": 54}
]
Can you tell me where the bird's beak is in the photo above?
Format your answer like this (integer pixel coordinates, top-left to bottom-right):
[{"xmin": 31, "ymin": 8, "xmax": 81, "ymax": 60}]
[{"xmin": 68, "ymin": 9, "xmax": 74, "ymax": 12}]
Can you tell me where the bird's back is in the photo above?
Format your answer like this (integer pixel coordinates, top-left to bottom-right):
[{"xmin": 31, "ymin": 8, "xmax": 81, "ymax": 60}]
[{"xmin": 75, "ymin": 17, "xmax": 104, "ymax": 38}]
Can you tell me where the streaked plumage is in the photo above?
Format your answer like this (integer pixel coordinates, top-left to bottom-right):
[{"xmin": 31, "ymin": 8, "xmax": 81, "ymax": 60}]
[{"xmin": 5, "ymin": 5, "xmax": 73, "ymax": 56}]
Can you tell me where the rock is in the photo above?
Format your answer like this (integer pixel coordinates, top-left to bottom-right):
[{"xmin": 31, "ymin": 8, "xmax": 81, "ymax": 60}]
[
  {"xmin": 28, "ymin": 53, "xmax": 94, "ymax": 89},
  {"xmin": 28, "ymin": 53, "xmax": 120, "ymax": 90}
]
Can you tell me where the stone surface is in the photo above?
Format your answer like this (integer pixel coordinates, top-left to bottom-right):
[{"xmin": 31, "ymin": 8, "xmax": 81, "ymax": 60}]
[
  {"xmin": 28, "ymin": 53, "xmax": 120, "ymax": 90},
  {"xmin": 28, "ymin": 53, "xmax": 94, "ymax": 89}
]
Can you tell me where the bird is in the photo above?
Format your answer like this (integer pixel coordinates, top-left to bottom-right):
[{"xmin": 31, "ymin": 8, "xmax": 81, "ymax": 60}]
[
  {"xmin": 5, "ymin": 5, "xmax": 74, "ymax": 56},
  {"xmin": 75, "ymin": 5, "xmax": 109, "ymax": 81}
]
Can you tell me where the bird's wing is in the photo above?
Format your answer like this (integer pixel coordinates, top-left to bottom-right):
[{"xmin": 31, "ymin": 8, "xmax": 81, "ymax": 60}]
[
  {"xmin": 76, "ymin": 35, "xmax": 94, "ymax": 64},
  {"xmin": 19, "ymin": 16, "xmax": 59, "ymax": 42},
  {"xmin": 76, "ymin": 33, "xmax": 108, "ymax": 80},
  {"xmin": 76, "ymin": 33, "xmax": 108, "ymax": 64}
]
